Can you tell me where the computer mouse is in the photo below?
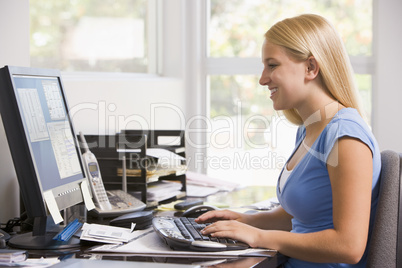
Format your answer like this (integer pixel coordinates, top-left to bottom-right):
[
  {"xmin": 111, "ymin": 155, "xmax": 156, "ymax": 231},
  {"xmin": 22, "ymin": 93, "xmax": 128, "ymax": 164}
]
[{"xmin": 182, "ymin": 204, "xmax": 219, "ymax": 218}]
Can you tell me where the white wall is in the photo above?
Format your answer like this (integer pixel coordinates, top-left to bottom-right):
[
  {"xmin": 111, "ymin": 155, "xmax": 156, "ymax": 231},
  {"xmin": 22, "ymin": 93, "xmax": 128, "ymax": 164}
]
[
  {"xmin": 0, "ymin": 0, "xmax": 30, "ymax": 224},
  {"xmin": 372, "ymin": 0, "xmax": 402, "ymax": 152}
]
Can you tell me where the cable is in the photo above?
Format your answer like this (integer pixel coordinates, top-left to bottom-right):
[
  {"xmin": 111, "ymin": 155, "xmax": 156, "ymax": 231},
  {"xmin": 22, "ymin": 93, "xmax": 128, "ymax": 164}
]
[{"xmin": 0, "ymin": 213, "xmax": 33, "ymax": 234}]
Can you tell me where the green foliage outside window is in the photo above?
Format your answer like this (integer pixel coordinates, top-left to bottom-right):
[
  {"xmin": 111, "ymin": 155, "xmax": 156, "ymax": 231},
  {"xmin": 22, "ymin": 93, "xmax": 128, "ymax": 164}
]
[{"xmin": 209, "ymin": 0, "xmax": 372, "ymax": 57}]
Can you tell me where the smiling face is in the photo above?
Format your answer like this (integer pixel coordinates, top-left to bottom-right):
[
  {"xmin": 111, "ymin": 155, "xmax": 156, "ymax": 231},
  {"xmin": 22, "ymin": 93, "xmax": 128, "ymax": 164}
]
[{"xmin": 259, "ymin": 40, "xmax": 310, "ymax": 111}]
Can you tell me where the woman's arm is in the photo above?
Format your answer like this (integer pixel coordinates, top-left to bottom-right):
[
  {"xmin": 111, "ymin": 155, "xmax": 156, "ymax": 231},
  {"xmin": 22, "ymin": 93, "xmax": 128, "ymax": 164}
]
[
  {"xmin": 196, "ymin": 205, "xmax": 293, "ymax": 231},
  {"xmin": 247, "ymin": 206, "xmax": 293, "ymax": 231}
]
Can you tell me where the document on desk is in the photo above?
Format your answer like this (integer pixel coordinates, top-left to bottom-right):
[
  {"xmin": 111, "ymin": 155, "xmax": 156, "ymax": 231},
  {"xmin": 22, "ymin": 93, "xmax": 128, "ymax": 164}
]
[
  {"xmin": 186, "ymin": 184, "xmax": 220, "ymax": 197},
  {"xmin": 186, "ymin": 171, "xmax": 239, "ymax": 192},
  {"xmin": 81, "ymin": 223, "xmax": 137, "ymax": 244},
  {"xmin": 89, "ymin": 228, "xmax": 276, "ymax": 258}
]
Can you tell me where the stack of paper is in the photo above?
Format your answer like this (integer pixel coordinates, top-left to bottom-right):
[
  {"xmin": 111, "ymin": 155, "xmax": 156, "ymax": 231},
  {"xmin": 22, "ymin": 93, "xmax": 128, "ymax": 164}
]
[
  {"xmin": 186, "ymin": 171, "xmax": 239, "ymax": 192},
  {"xmin": 80, "ymin": 223, "xmax": 137, "ymax": 244},
  {"xmin": 0, "ymin": 249, "xmax": 27, "ymax": 263},
  {"xmin": 90, "ymin": 228, "xmax": 277, "ymax": 259},
  {"xmin": 117, "ymin": 164, "xmax": 187, "ymax": 182},
  {"xmin": 147, "ymin": 181, "xmax": 184, "ymax": 202},
  {"xmin": 117, "ymin": 148, "xmax": 187, "ymax": 184},
  {"xmin": 186, "ymin": 184, "xmax": 220, "ymax": 197}
]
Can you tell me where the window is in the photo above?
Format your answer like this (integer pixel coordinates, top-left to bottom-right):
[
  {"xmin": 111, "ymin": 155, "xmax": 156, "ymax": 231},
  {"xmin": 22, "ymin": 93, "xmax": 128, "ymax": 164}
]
[
  {"xmin": 209, "ymin": 0, "xmax": 372, "ymax": 57},
  {"xmin": 30, "ymin": 0, "xmax": 156, "ymax": 73},
  {"xmin": 205, "ymin": 0, "xmax": 373, "ymax": 186}
]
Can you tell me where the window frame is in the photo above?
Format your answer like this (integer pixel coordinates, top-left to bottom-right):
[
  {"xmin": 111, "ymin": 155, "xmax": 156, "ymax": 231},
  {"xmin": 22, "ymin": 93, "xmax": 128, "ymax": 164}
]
[{"xmin": 30, "ymin": 0, "xmax": 162, "ymax": 79}]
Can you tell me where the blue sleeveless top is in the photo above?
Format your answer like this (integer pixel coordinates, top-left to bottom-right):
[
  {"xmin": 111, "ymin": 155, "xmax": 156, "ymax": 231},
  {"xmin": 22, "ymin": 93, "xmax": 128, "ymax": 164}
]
[{"xmin": 277, "ymin": 108, "xmax": 381, "ymax": 268}]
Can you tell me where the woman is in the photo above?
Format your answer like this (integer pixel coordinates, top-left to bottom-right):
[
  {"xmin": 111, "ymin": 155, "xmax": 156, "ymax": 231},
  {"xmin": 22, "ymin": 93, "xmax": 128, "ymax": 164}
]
[{"xmin": 196, "ymin": 14, "xmax": 381, "ymax": 267}]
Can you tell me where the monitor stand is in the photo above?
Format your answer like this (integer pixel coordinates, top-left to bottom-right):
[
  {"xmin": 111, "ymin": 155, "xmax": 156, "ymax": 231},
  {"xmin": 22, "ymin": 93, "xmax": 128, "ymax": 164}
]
[
  {"xmin": 8, "ymin": 232, "xmax": 81, "ymax": 250},
  {"xmin": 8, "ymin": 216, "xmax": 81, "ymax": 250}
]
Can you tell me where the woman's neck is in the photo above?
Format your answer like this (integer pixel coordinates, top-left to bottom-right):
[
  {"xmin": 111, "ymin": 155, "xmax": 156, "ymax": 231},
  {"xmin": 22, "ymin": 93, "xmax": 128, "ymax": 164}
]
[{"xmin": 300, "ymin": 101, "xmax": 344, "ymax": 144}]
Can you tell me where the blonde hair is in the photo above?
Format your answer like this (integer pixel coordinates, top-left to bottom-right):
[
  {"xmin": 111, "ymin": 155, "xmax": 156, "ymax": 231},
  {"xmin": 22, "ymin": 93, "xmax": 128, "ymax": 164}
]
[{"xmin": 265, "ymin": 14, "xmax": 362, "ymax": 125}]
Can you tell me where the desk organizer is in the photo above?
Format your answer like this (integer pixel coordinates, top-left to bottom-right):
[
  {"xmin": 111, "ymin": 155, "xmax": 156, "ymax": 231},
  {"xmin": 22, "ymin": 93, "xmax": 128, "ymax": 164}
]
[{"xmin": 81, "ymin": 130, "xmax": 186, "ymax": 207}]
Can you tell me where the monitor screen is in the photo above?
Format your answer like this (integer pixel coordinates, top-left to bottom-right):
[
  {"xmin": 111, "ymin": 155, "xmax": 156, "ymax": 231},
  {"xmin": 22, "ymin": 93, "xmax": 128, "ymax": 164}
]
[
  {"xmin": 0, "ymin": 66, "xmax": 86, "ymax": 249},
  {"xmin": 12, "ymin": 74, "xmax": 84, "ymax": 192}
]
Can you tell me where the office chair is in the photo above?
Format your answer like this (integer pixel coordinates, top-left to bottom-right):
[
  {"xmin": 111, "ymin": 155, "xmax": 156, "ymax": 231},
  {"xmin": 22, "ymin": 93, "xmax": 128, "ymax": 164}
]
[{"xmin": 367, "ymin": 150, "xmax": 402, "ymax": 268}]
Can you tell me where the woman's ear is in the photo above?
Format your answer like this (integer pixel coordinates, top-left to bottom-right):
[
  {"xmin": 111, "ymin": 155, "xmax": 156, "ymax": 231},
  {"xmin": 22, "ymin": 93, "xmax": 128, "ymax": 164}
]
[{"xmin": 305, "ymin": 56, "xmax": 319, "ymax": 80}]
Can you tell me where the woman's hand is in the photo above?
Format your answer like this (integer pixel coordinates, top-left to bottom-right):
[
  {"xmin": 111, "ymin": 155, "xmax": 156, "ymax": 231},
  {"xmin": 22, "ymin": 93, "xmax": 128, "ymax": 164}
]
[
  {"xmin": 194, "ymin": 209, "xmax": 261, "ymax": 247},
  {"xmin": 195, "ymin": 209, "xmax": 251, "ymax": 225},
  {"xmin": 200, "ymin": 219, "xmax": 262, "ymax": 248}
]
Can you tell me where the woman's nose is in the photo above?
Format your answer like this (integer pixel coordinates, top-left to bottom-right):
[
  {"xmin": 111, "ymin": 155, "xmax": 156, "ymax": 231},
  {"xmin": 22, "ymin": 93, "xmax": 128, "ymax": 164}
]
[{"xmin": 259, "ymin": 70, "xmax": 270, "ymax": 86}]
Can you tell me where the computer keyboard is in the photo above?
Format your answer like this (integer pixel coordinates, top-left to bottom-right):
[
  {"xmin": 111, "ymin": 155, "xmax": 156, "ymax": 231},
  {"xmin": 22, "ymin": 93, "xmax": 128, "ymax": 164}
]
[{"xmin": 152, "ymin": 216, "xmax": 249, "ymax": 251}]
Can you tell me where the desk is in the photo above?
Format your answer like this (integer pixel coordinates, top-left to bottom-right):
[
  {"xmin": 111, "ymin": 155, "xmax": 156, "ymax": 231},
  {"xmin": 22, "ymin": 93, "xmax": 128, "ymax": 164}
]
[
  {"xmin": 86, "ymin": 185, "xmax": 285, "ymax": 267},
  {"xmin": 12, "ymin": 186, "xmax": 286, "ymax": 268},
  {"xmin": 51, "ymin": 257, "xmax": 287, "ymax": 268}
]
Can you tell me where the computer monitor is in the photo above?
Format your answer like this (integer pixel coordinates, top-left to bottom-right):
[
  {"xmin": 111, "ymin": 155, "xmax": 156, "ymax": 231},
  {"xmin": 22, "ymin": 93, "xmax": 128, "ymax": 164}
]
[{"xmin": 0, "ymin": 66, "xmax": 87, "ymax": 249}]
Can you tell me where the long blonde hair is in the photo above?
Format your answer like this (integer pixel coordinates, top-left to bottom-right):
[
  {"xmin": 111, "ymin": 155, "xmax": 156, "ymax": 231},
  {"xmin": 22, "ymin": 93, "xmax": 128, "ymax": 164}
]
[{"xmin": 265, "ymin": 14, "xmax": 362, "ymax": 125}]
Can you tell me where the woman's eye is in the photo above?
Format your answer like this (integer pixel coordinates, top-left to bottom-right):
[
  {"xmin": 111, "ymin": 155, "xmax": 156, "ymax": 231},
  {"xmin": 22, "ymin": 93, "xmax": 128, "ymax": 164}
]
[{"xmin": 268, "ymin": 64, "xmax": 277, "ymax": 70}]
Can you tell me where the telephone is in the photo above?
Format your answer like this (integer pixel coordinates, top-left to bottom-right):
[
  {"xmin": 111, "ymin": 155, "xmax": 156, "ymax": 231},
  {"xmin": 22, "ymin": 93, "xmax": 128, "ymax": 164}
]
[{"xmin": 79, "ymin": 132, "xmax": 146, "ymax": 217}]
